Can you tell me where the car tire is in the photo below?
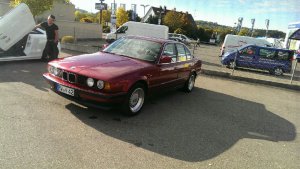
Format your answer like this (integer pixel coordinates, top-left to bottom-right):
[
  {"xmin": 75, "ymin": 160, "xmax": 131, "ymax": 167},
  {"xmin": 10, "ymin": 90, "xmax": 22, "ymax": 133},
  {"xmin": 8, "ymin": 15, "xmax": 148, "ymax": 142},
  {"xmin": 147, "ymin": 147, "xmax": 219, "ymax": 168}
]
[
  {"xmin": 273, "ymin": 67, "xmax": 283, "ymax": 76},
  {"xmin": 122, "ymin": 83, "xmax": 146, "ymax": 116},
  {"xmin": 183, "ymin": 73, "xmax": 196, "ymax": 93},
  {"xmin": 227, "ymin": 60, "xmax": 236, "ymax": 69}
]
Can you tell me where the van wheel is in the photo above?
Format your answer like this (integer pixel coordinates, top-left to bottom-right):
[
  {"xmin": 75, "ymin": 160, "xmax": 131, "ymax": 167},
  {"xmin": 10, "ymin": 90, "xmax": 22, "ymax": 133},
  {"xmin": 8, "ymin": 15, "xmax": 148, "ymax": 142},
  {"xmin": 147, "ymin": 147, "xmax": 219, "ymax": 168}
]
[
  {"xmin": 227, "ymin": 61, "xmax": 236, "ymax": 69},
  {"xmin": 122, "ymin": 83, "xmax": 145, "ymax": 116},
  {"xmin": 273, "ymin": 67, "xmax": 283, "ymax": 76},
  {"xmin": 183, "ymin": 73, "xmax": 196, "ymax": 93}
]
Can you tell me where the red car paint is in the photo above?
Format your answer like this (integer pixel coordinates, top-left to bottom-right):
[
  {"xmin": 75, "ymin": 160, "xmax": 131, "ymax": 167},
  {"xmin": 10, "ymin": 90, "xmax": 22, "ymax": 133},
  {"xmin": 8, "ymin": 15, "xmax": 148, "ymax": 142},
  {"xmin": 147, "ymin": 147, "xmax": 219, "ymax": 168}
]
[{"xmin": 43, "ymin": 36, "xmax": 202, "ymax": 109}]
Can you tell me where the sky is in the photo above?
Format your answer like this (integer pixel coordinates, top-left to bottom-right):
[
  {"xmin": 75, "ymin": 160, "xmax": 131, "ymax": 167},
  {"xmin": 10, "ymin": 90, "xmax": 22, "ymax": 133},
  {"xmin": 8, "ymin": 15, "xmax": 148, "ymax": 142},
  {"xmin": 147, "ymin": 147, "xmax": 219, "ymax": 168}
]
[{"xmin": 70, "ymin": 0, "xmax": 300, "ymax": 32}]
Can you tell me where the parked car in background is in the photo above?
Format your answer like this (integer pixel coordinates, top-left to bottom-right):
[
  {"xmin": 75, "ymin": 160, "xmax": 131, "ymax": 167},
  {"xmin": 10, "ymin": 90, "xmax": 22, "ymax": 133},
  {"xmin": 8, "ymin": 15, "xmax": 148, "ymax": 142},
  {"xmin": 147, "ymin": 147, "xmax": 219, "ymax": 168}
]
[
  {"xmin": 0, "ymin": 3, "xmax": 60, "ymax": 62},
  {"xmin": 106, "ymin": 21, "xmax": 169, "ymax": 43},
  {"xmin": 43, "ymin": 36, "xmax": 202, "ymax": 115},
  {"xmin": 221, "ymin": 44, "xmax": 294, "ymax": 76},
  {"xmin": 168, "ymin": 33, "xmax": 192, "ymax": 45},
  {"xmin": 168, "ymin": 37, "xmax": 185, "ymax": 43},
  {"xmin": 220, "ymin": 34, "xmax": 272, "ymax": 57}
]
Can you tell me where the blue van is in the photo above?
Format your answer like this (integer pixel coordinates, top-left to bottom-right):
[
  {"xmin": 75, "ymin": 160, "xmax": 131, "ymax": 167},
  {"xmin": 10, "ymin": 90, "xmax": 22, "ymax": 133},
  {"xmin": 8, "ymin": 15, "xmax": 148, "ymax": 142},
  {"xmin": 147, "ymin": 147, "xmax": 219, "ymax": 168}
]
[{"xmin": 221, "ymin": 45, "xmax": 294, "ymax": 75}]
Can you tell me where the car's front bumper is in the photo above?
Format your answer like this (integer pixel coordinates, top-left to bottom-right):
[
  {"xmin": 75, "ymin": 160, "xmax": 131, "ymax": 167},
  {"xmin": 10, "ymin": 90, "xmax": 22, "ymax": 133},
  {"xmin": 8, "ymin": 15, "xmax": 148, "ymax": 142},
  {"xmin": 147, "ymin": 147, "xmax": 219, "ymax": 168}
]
[{"xmin": 43, "ymin": 73, "xmax": 127, "ymax": 110}]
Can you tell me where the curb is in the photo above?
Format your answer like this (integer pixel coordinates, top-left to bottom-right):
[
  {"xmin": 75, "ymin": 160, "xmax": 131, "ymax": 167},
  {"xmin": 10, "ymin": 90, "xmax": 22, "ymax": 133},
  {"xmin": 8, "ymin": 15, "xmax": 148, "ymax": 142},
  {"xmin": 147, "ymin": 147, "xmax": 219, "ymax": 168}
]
[
  {"xmin": 201, "ymin": 69, "xmax": 300, "ymax": 91},
  {"xmin": 61, "ymin": 43, "xmax": 102, "ymax": 54}
]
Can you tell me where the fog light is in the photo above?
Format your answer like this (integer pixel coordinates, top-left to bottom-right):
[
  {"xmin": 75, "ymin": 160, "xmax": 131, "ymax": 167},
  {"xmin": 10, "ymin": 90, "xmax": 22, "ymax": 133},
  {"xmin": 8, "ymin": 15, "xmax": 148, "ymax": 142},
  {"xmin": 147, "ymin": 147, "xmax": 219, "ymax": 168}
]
[
  {"xmin": 86, "ymin": 78, "xmax": 94, "ymax": 87},
  {"xmin": 97, "ymin": 80, "xmax": 104, "ymax": 89}
]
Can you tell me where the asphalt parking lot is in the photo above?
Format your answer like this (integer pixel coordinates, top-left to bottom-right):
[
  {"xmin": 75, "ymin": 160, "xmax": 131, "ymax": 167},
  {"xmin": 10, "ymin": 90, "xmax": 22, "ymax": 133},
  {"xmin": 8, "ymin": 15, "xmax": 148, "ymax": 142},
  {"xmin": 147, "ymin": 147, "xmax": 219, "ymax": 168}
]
[{"xmin": 0, "ymin": 51, "xmax": 299, "ymax": 169}]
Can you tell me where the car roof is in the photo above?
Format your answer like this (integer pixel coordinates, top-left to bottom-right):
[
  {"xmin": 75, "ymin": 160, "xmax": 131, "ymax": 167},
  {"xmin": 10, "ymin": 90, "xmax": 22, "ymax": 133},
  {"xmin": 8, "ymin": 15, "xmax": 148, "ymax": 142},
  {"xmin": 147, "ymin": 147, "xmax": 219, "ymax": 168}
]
[{"xmin": 241, "ymin": 44, "xmax": 292, "ymax": 52}]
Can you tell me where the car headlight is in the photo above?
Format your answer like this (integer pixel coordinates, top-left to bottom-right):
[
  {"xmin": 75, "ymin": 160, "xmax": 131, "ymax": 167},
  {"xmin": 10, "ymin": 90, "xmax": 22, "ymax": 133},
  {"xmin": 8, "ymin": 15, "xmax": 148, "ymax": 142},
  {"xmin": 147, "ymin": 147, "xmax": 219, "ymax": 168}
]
[
  {"xmin": 86, "ymin": 78, "xmax": 94, "ymax": 87},
  {"xmin": 96, "ymin": 80, "xmax": 104, "ymax": 89},
  {"xmin": 53, "ymin": 67, "xmax": 61, "ymax": 76},
  {"xmin": 48, "ymin": 65, "xmax": 54, "ymax": 74},
  {"xmin": 48, "ymin": 65, "xmax": 61, "ymax": 76}
]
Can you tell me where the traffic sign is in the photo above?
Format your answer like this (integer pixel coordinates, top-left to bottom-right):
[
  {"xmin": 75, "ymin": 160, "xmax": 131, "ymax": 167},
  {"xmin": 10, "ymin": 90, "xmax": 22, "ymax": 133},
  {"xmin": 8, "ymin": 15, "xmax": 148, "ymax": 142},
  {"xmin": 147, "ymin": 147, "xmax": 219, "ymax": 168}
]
[{"xmin": 95, "ymin": 3, "xmax": 107, "ymax": 10}]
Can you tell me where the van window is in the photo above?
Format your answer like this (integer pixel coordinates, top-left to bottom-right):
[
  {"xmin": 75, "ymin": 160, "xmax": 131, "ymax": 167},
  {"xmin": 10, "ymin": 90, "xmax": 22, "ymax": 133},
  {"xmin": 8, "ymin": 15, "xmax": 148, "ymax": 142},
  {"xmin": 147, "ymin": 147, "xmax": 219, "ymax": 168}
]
[
  {"xmin": 277, "ymin": 51, "xmax": 292, "ymax": 61},
  {"xmin": 240, "ymin": 46, "xmax": 256, "ymax": 56},
  {"xmin": 117, "ymin": 26, "xmax": 128, "ymax": 33},
  {"xmin": 163, "ymin": 44, "xmax": 177, "ymax": 63},
  {"xmin": 259, "ymin": 48, "xmax": 276, "ymax": 59},
  {"xmin": 176, "ymin": 44, "xmax": 187, "ymax": 62}
]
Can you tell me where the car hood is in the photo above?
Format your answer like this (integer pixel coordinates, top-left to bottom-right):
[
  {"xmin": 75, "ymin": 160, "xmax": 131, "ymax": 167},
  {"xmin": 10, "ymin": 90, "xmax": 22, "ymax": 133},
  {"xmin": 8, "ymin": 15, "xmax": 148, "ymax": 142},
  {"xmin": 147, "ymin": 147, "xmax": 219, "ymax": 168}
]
[{"xmin": 54, "ymin": 52, "xmax": 152, "ymax": 80}]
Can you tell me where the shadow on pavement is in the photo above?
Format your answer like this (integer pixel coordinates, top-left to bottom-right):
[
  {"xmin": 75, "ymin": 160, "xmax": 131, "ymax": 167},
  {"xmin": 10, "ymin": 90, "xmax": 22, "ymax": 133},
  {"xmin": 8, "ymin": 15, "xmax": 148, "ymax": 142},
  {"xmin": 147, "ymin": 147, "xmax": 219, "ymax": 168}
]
[
  {"xmin": 0, "ymin": 60, "xmax": 49, "ymax": 91},
  {"xmin": 65, "ymin": 88, "xmax": 296, "ymax": 162}
]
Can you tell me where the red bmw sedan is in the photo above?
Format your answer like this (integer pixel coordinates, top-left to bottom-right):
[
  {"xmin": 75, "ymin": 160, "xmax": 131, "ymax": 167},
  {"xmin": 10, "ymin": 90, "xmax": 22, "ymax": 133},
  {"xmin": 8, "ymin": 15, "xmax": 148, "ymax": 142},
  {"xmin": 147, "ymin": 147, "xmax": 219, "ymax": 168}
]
[{"xmin": 43, "ymin": 36, "xmax": 202, "ymax": 115}]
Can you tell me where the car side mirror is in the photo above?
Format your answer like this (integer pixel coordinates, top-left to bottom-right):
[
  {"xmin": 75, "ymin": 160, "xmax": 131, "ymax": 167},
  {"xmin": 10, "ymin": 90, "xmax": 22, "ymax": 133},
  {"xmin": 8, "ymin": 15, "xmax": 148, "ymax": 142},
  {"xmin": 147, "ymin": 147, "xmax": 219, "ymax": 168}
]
[{"xmin": 159, "ymin": 55, "xmax": 172, "ymax": 64}]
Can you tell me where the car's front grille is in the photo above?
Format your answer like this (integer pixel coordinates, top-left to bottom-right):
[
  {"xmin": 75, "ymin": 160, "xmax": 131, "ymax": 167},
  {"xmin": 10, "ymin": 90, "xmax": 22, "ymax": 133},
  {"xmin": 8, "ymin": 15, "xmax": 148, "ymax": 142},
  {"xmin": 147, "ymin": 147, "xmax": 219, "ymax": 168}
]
[
  {"xmin": 62, "ymin": 71, "xmax": 77, "ymax": 83},
  {"xmin": 62, "ymin": 72, "xmax": 68, "ymax": 81},
  {"xmin": 77, "ymin": 75, "xmax": 86, "ymax": 85}
]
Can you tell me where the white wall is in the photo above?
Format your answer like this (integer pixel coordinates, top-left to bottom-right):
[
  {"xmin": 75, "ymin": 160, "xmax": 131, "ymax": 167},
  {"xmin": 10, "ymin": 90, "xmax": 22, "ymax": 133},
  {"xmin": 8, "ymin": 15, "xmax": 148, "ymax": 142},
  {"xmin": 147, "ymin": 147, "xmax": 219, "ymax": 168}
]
[{"xmin": 56, "ymin": 20, "xmax": 102, "ymax": 39}]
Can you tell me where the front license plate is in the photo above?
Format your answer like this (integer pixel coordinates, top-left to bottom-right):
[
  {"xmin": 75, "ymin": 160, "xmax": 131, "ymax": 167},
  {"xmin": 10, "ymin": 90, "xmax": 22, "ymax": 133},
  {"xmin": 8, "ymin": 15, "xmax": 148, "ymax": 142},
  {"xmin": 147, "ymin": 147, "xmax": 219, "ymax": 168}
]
[{"xmin": 57, "ymin": 84, "xmax": 75, "ymax": 96}]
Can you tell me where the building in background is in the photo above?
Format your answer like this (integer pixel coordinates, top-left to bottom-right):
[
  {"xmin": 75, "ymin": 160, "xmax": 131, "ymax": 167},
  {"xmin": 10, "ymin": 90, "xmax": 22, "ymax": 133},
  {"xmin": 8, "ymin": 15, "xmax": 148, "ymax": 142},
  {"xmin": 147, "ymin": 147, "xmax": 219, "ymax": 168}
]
[
  {"xmin": 141, "ymin": 6, "xmax": 196, "ymax": 27},
  {"xmin": 120, "ymin": 3, "xmax": 126, "ymax": 10}
]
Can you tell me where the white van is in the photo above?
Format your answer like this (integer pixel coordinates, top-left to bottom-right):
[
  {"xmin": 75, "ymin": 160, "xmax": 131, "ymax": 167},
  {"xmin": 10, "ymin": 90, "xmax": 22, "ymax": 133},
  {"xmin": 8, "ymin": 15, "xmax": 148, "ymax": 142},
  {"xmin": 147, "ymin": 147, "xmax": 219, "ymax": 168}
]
[
  {"xmin": 220, "ymin": 34, "xmax": 272, "ymax": 56},
  {"xmin": 106, "ymin": 21, "xmax": 169, "ymax": 42},
  {"xmin": 0, "ymin": 3, "xmax": 60, "ymax": 61}
]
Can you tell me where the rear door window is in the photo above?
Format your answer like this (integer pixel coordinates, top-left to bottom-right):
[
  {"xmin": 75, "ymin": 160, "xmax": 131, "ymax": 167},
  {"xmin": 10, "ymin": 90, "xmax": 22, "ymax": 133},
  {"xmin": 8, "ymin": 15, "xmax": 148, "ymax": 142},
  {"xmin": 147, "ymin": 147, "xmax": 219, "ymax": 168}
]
[
  {"xmin": 259, "ymin": 48, "xmax": 276, "ymax": 59},
  {"xmin": 184, "ymin": 46, "xmax": 192, "ymax": 60},
  {"xmin": 277, "ymin": 51, "xmax": 293, "ymax": 61},
  {"xmin": 176, "ymin": 44, "xmax": 187, "ymax": 62}
]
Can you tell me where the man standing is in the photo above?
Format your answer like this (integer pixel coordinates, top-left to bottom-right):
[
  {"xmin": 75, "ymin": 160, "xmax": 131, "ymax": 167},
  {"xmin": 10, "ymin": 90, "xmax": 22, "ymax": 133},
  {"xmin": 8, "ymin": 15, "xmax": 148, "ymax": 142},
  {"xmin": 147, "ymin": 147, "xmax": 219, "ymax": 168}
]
[{"xmin": 36, "ymin": 15, "xmax": 59, "ymax": 61}]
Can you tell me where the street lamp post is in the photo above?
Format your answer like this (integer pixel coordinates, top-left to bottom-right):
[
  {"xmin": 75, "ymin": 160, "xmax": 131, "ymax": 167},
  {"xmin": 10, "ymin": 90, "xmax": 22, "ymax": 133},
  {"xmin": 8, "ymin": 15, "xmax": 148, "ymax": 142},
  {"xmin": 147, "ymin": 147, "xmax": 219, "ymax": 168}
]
[
  {"xmin": 140, "ymin": 4, "xmax": 149, "ymax": 16},
  {"xmin": 265, "ymin": 19, "xmax": 270, "ymax": 38},
  {"xmin": 250, "ymin": 18, "xmax": 255, "ymax": 37},
  {"xmin": 99, "ymin": 0, "xmax": 105, "ymax": 26}
]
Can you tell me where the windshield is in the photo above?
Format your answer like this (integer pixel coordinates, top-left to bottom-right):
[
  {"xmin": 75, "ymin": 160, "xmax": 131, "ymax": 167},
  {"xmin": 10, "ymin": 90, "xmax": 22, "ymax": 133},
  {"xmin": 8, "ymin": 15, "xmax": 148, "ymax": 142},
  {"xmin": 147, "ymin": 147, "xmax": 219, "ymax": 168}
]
[{"xmin": 103, "ymin": 38, "xmax": 162, "ymax": 61}]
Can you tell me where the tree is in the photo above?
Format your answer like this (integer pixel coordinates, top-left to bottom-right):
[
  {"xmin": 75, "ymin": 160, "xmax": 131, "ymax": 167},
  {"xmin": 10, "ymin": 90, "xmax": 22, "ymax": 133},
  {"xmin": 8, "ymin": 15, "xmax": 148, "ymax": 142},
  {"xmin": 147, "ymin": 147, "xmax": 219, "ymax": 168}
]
[
  {"xmin": 80, "ymin": 17, "xmax": 93, "ymax": 23},
  {"xmin": 10, "ymin": 0, "xmax": 55, "ymax": 17},
  {"xmin": 174, "ymin": 28, "xmax": 186, "ymax": 35},
  {"xmin": 75, "ymin": 10, "xmax": 87, "ymax": 21},
  {"xmin": 238, "ymin": 28, "xmax": 250, "ymax": 36},
  {"xmin": 96, "ymin": 10, "xmax": 111, "ymax": 25},
  {"xmin": 180, "ymin": 13, "xmax": 196, "ymax": 38},
  {"xmin": 127, "ymin": 10, "xmax": 141, "ymax": 22},
  {"xmin": 116, "ymin": 7, "xmax": 129, "ymax": 27},
  {"xmin": 146, "ymin": 15, "xmax": 158, "ymax": 24},
  {"xmin": 163, "ymin": 10, "xmax": 183, "ymax": 33}
]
